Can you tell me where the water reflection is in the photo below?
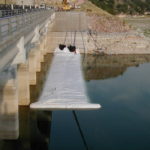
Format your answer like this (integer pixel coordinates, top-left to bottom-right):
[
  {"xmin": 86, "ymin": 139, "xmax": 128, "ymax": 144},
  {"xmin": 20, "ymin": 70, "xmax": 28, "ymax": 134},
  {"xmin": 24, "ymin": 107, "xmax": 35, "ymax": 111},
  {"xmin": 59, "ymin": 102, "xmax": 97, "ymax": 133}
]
[
  {"xmin": 79, "ymin": 54, "xmax": 150, "ymax": 150},
  {"xmin": 82, "ymin": 54, "xmax": 150, "ymax": 80},
  {"xmin": 51, "ymin": 54, "xmax": 150, "ymax": 150},
  {"xmin": 0, "ymin": 66, "xmax": 18, "ymax": 140},
  {"xmin": 1, "ymin": 53, "xmax": 150, "ymax": 150},
  {"xmin": 0, "ymin": 107, "xmax": 51, "ymax": 150},
  {"xmin": 0, "ymin": 54, "xmax": 54, "ymax": 150}
]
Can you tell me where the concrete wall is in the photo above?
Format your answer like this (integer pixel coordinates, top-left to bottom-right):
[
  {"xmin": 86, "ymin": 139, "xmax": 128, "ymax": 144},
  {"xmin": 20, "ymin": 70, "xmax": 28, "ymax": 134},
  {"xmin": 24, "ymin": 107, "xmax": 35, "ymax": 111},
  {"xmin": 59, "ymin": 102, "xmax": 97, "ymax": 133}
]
[
  {"xmin": 0, "ymin": 11, "xmax": 55, "ymax": 139},
  {"xmin": 0, "ymin": 10, "xmax": 54, "ymax": 71}
]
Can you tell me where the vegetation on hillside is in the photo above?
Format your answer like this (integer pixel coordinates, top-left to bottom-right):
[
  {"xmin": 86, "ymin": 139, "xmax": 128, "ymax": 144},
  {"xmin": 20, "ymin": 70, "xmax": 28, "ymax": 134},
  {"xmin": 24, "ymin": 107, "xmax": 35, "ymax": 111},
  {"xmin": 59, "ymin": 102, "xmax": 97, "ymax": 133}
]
[
  {"xmin": 80, "ymin": 1, "xmax": 130, "ymax": 32},
  {"xmin": 79, "ymin": 0, "xmax": 111, "ymax": 16},
  {"xmin": 89, "ymin": 0, "xmax": 150, "ymax": 14}
]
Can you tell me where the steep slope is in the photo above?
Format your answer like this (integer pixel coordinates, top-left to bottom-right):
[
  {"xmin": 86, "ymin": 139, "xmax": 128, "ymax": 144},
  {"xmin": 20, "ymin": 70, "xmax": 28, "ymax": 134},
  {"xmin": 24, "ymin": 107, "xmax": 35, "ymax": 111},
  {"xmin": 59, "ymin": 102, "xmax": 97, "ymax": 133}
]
[
  {"xmin": 89, "ymin": 0, "xmax": 150, "ymax": 14},
  {"xmin": 79, "ymin": 1, "xmax": 130, "ymax": 32}
]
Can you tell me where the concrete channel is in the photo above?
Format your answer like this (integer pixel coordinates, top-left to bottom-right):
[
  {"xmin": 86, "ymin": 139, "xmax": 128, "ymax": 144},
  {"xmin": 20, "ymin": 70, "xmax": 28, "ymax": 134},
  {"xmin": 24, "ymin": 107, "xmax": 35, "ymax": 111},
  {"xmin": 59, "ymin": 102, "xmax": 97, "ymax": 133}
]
[{"xmin": 0, "ymin": 11, "xmax": 90, "ymax": 139}]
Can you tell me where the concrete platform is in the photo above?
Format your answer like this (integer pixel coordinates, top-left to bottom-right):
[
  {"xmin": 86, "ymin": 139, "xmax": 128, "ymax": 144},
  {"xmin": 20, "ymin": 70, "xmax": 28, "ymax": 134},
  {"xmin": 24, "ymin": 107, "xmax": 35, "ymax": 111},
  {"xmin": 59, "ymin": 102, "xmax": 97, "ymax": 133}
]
[
  {"xmin": 30, "ymin": 51, "xmax": 101, "ymax": 110},
  {"xmin": 50, "ymin": 12, "xmax": 87, "ymax": 32}
]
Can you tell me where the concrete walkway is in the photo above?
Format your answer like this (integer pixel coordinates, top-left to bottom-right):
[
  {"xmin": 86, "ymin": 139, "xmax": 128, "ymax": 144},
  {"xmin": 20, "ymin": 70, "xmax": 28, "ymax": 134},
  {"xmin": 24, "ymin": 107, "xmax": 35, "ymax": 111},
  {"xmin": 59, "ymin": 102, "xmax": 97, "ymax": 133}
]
[
  {"xmin": 30, "ymin": 12, "xmax": 100, "ymax": 110},
  {"xmin": 30, "ymin": 51, "xmax": 100, "ymax": 110}
]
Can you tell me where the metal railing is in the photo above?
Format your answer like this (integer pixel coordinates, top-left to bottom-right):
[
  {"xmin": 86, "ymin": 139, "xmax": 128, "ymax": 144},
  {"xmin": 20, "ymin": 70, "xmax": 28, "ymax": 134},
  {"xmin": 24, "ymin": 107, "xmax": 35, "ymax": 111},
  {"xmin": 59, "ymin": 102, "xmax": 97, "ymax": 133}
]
[
  {"xmin": 0, "ymin": 9, "xmax": 53, "ymax": 40},
  {"xmin": 0, "ymin": 8, "xmax": 51, "ymax": 18},
  {"xmin": 0, "ymin": 9, "xmax": 55, "ymax": 72},
  {"xmin": 0, "ymin": 9, "xmax": 24, "ymax": 18}
]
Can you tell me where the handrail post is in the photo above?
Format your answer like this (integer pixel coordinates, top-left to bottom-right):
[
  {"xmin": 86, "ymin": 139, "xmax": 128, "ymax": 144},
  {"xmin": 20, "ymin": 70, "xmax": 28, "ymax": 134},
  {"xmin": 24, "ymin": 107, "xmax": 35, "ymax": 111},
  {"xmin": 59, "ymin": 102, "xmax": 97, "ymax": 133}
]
[{"xmin": 8, "ymin": 17, "xmax": 11, "ymax": 36}]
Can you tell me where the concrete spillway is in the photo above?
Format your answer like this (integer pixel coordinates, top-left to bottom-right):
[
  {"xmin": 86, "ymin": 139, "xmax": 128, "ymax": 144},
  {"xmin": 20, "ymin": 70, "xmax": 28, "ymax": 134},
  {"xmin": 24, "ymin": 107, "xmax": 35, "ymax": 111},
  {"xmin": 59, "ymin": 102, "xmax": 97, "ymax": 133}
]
[
  {"xmin": 50, "ymin": 12, "xmax": 87, "ymax": 32},
  {"xmin": 30, "ymin": 50, "xmax": 101, "ymax": 110}
]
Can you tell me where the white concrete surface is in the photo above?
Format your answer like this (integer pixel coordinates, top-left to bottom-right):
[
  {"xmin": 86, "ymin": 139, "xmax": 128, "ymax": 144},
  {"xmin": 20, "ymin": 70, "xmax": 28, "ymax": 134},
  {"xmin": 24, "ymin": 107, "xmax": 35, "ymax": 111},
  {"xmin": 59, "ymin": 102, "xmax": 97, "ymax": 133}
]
[{"xmin": 30, "ymin": 50, "xmax": 101, "ymax": 110}]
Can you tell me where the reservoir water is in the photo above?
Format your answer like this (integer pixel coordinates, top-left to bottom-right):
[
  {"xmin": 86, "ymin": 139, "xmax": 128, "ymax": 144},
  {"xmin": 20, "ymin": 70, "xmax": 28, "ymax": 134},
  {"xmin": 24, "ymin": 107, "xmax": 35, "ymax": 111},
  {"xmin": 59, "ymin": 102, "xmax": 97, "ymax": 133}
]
[
  {"xmin": 1, "ymin": 54, "xmax": 150, "ymax": 150},
  {"xmin": 50, "ymin": 54, "xmax": 150, "ymax": 150}
]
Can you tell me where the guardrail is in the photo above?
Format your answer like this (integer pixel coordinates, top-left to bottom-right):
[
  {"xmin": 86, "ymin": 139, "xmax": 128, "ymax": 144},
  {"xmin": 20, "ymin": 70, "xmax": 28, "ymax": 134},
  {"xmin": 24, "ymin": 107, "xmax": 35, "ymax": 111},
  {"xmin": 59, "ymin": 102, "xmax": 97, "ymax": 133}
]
[
  {"xmin": 0, "ymin": 8, "xmax": 49, "ymax": 18},
  {"xmin": 0, "ymin": 9, "xmax": 23, "ymax": 18},
  {"xmin": 0, "ymin": 9, "xmax": 55, "ymax": 72},
  {"xmin": 0, "ymin": 9, "xmax": 53, "ymax": 40}
]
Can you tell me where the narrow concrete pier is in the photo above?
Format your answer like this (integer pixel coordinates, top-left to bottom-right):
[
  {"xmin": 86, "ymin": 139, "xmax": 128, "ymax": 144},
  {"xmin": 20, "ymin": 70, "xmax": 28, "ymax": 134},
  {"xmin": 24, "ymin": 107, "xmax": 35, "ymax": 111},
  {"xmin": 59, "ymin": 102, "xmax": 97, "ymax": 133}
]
[
  {"xmin": 0, "ymin": 67, "xmax": 18, "ymax": 139},
  {"xmin": 30, "ymin": 51, "xmax": 100, "ymax": 110},
  {"xmin": 17, "ymin": 64, "xmax": 30, "ymax": 106}
]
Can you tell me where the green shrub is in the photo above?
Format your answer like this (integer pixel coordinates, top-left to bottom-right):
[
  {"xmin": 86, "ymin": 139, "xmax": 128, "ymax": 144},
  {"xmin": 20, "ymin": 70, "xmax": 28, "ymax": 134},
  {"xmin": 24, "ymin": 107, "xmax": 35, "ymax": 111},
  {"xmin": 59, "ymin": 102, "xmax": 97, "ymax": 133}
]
[{"xmin": 89, "ymin": 0, "xmax": 150, "ymax": 14}]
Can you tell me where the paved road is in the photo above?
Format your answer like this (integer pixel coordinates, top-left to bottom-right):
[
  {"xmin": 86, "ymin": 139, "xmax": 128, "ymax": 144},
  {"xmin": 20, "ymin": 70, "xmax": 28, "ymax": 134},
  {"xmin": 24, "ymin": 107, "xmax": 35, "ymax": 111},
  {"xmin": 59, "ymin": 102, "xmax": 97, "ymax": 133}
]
[
  {"xmin": 47, "ymin": 12, "xmax": 88, "ymax": 53},
  {"xmin": 51, "ymin": 12, "xmax": 87, "ymax": 32}
]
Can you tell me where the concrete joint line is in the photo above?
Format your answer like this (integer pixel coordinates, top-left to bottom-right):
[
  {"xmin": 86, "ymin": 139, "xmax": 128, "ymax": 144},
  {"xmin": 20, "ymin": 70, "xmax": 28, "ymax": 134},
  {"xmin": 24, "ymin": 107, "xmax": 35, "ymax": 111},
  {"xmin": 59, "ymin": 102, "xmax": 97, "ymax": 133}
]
[
  {"xmin": 31, "ymin": 25, "xmax": 40, "ymax": 44},
  {"xmin": 12, "ymin": 36, "xmax": 26, "ymax": 65}
]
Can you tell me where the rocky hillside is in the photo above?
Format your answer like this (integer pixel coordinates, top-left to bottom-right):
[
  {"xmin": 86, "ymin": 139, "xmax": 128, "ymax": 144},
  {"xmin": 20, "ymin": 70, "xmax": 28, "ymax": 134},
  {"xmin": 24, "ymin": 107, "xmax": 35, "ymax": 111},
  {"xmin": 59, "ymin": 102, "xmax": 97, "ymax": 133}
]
[
  {"xmin": 83, "ymin": 54, "xmax": 150, "ymax": 80},
  {"xmin": 89, "ymin": 0, "xmax": 150, "ymax": 14},
  {"xmin": 79, "ymin": 1, "xmax": 130, "ymax": 32}
]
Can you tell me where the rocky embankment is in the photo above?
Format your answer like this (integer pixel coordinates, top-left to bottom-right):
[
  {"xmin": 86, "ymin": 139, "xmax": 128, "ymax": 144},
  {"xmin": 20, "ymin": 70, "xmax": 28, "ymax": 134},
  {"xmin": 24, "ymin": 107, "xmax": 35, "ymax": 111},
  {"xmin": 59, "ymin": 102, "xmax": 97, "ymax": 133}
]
[
  {"xmin": 87, "ymin": 31, "xmax": 150, "ymax": 54},
  {"xmin": 80, "ymin": 1, "xmax": 150, "ymax": 54}
]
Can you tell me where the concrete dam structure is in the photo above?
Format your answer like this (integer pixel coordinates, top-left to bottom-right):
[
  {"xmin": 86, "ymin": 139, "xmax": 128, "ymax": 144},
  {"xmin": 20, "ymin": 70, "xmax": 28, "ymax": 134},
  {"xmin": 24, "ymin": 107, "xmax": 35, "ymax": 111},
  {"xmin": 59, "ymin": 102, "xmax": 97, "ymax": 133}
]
[
  {"xmin": 0, "ymin": 9, "xmax": 55, "ymax": 139},
  {"xmin": 0, "ymin": 11, "xmax": 100, "ymax": 139}
]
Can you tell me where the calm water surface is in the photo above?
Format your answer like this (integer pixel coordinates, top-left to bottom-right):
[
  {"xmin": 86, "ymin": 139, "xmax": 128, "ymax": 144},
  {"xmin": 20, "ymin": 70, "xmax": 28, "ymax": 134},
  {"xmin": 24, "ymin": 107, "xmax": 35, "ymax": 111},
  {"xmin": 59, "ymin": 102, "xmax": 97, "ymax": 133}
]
[
  {"xmin": 1, "ymin": 55, "xmax": 150, "ymax": 150},
  {"xmin": 50, "ymin": 55, "xmax": 150, "ymax": 150}
]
